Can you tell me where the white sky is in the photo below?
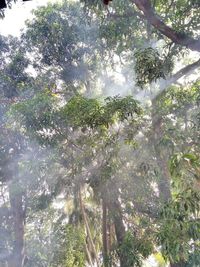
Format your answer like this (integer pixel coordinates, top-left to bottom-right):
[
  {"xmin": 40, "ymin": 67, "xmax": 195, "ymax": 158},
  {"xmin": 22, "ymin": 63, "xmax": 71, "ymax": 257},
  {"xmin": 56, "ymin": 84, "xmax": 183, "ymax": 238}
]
[{"xmin": 0, "ymin": 0, "xmax": 58, "ymax": 36}]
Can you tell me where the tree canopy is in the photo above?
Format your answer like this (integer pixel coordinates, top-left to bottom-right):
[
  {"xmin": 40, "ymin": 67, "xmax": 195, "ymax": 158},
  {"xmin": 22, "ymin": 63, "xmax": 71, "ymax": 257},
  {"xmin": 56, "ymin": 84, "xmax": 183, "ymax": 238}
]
[{"xmin": 0, "ymin": 1, "xmax": 199, "ymax": 267}]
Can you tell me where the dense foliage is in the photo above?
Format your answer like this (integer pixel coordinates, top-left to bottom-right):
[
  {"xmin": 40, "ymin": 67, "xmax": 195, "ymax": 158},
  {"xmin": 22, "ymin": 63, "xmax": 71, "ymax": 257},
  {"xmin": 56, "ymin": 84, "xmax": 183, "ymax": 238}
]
[{"xmin": 0, "ymin": 1, "xmax": 199, "ymax": 267}]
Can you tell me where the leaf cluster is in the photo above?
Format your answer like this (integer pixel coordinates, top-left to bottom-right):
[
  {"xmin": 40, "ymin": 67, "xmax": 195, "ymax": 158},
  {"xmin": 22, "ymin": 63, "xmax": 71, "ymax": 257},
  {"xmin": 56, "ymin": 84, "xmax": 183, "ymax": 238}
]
[{"xmin": 134, "ymin": 48, "xmax": 173, "ymax": 87}]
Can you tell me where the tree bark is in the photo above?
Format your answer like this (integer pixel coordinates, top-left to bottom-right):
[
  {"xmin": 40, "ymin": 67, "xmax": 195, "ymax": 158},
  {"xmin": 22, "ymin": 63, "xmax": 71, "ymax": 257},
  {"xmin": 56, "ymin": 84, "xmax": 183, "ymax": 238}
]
[
  {"xmin": 107, "ymin": 216, "xmax": 113, "ymax": 253},
  {"xmin": 8, "ymin": 188, "xmax": 25, "ymax": 267},
  {"xmin": 107, "ymin": 195, "xmax": 128, "ymax": 267},
  {"xmin": 151, "ymin": 99, "xmax": 171, "ymax": 202},
  {"xmin": 78, "ymin": 188, "xmax": 101, "ymax": 267},
  {"xmin": 132, "ymin": 0, "xmax": 200, "ymax": 52},
  {"xmin": 159, "ymin": 58, "xmax": 200, "ymax": 93},
  {"xmin": 84, "ymin": 242, "xmax": 93, "ymax": 267}
]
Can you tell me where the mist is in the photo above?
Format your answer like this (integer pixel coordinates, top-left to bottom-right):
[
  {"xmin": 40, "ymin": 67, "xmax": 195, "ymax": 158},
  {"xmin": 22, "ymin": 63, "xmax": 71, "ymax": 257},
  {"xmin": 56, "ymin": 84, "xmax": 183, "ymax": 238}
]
[{"xmin": 0, "ymin": 1, "xmax": 200, "ymax": 267}]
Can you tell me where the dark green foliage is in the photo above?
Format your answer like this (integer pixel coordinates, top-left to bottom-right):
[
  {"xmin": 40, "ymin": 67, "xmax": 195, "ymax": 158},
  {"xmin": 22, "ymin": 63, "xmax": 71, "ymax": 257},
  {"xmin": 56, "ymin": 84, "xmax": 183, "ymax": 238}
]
[
  {"xmin": 61, "ymin": 95, "xmax": 142, "ymax": 129},
  {"xmin": 134, "ymin": 48, "xmax": 173, "ymax": 87},
  {"xmin": 158, "ymin": 187, "xmax": 200, "ymax": 263},
  {"xmin": 0, "ymin": 1, "xmax": 200, "ymax": 267},
  {"xmin": 10, "ymin": 91, "xmax": 58, "ymax": 143},
  {"xmin": 119, "ymin": 231, "xmax": 153, "ymax": 267},
  {"xmin": 12, "ymin": 92, "xmax": 142, "ymax": 139},
  {"xmin": 157, "ymin": 152, "xmax": 200, "ymax": 265}
]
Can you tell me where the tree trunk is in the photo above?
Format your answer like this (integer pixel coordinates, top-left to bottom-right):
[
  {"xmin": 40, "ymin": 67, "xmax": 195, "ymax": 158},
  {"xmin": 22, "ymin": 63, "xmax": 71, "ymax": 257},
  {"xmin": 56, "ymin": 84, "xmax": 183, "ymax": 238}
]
[
  {"xmin": 102, "ymin": 199, "xmax": 109, "ymax": 266},
  {"xmin": 8, "ymin": 188, "xmax": 25, "ymax": 267},
  {"xmin": 84, "ymin": 242, "xmax": 93, "ymax": 267},
  {"xmin": 151, "ymin": 98, "xmax": 185, "ymax": 267},
  {"xmin": 107, "ymin": 217, "xmax": 112, "ymax": 253},
  {"xmin": 151, "ymin": 99, "xmax": 171, "ymax": 203},
  {"xmin": 107, "ymin": 195, "xmax": 128, "ymax": 267},
  {"xmin": 78, "ymin": 188, "xmax": 100, "ymax": 267}
]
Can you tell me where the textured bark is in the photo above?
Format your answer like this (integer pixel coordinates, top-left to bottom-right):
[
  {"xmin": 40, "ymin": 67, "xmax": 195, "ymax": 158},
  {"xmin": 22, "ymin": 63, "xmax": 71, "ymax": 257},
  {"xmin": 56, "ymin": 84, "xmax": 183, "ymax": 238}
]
[
  {"xmin": 8, "ymin": 189, "xmax": 25, "ymax": 267},
  {"xmin": 132, "ymin": 0, "xmax": 200, "ymax": 52}
]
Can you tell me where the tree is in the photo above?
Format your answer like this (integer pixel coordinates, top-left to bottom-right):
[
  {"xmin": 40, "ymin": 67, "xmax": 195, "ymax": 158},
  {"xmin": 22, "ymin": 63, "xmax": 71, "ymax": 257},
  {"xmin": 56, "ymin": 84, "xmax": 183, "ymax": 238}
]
[
  {"xmin": 0, "ymin": 36, "xmax": 31, "ymax": 267},
  {"xmin": 131, "ymin": 0, "xmax": 200, "ymax": 52},
  {"xmin": 1, "ymin": 1, "xmax": 200, "ymax": 267}
]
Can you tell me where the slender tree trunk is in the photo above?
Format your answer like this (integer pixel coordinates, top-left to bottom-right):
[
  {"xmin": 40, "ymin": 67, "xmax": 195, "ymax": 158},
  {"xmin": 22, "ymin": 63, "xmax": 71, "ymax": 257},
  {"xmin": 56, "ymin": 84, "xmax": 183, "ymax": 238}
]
[
  {"xmin": 107, "ymin": 217, "xmax": 112, "ymax": 253},
  {"xmin": 156, "ymin": 151, "xmax": 171, "ymax": 202},
  {"xmin": 85, "ymin": 242, "xmax": 93, "ymax": 267},
  {"xmin": 107, "ymin": 195, "xmax": 128, "ymax": 267},
  {"xmin": 78, "ymin": 188, "xmax": 100, "ymax": 267},
  {"xmin": 102, "ymin": 199, "xmax": 109, "ymax": 267},
  {"xmin": 151, "ymin": 99, "xmax": 171, "ymax": 202},
  {"xmin": 8, "ymin": 188, "xmax": 25, "ymax": 267}
]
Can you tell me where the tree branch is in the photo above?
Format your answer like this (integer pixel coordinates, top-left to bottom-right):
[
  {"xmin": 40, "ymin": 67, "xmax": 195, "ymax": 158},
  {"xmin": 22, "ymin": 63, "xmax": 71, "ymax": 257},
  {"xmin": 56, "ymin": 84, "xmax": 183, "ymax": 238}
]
[
  {"xmin": 151, "ymin": 58, "xmax": 200, "ymax": 108},
  {"xmin": 131, "ymin": 0, "xmax": 200, "ymax": 52},
  {"xmin": 160, "ymin": 58, "xmax": 200, "ymax": 90}
]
